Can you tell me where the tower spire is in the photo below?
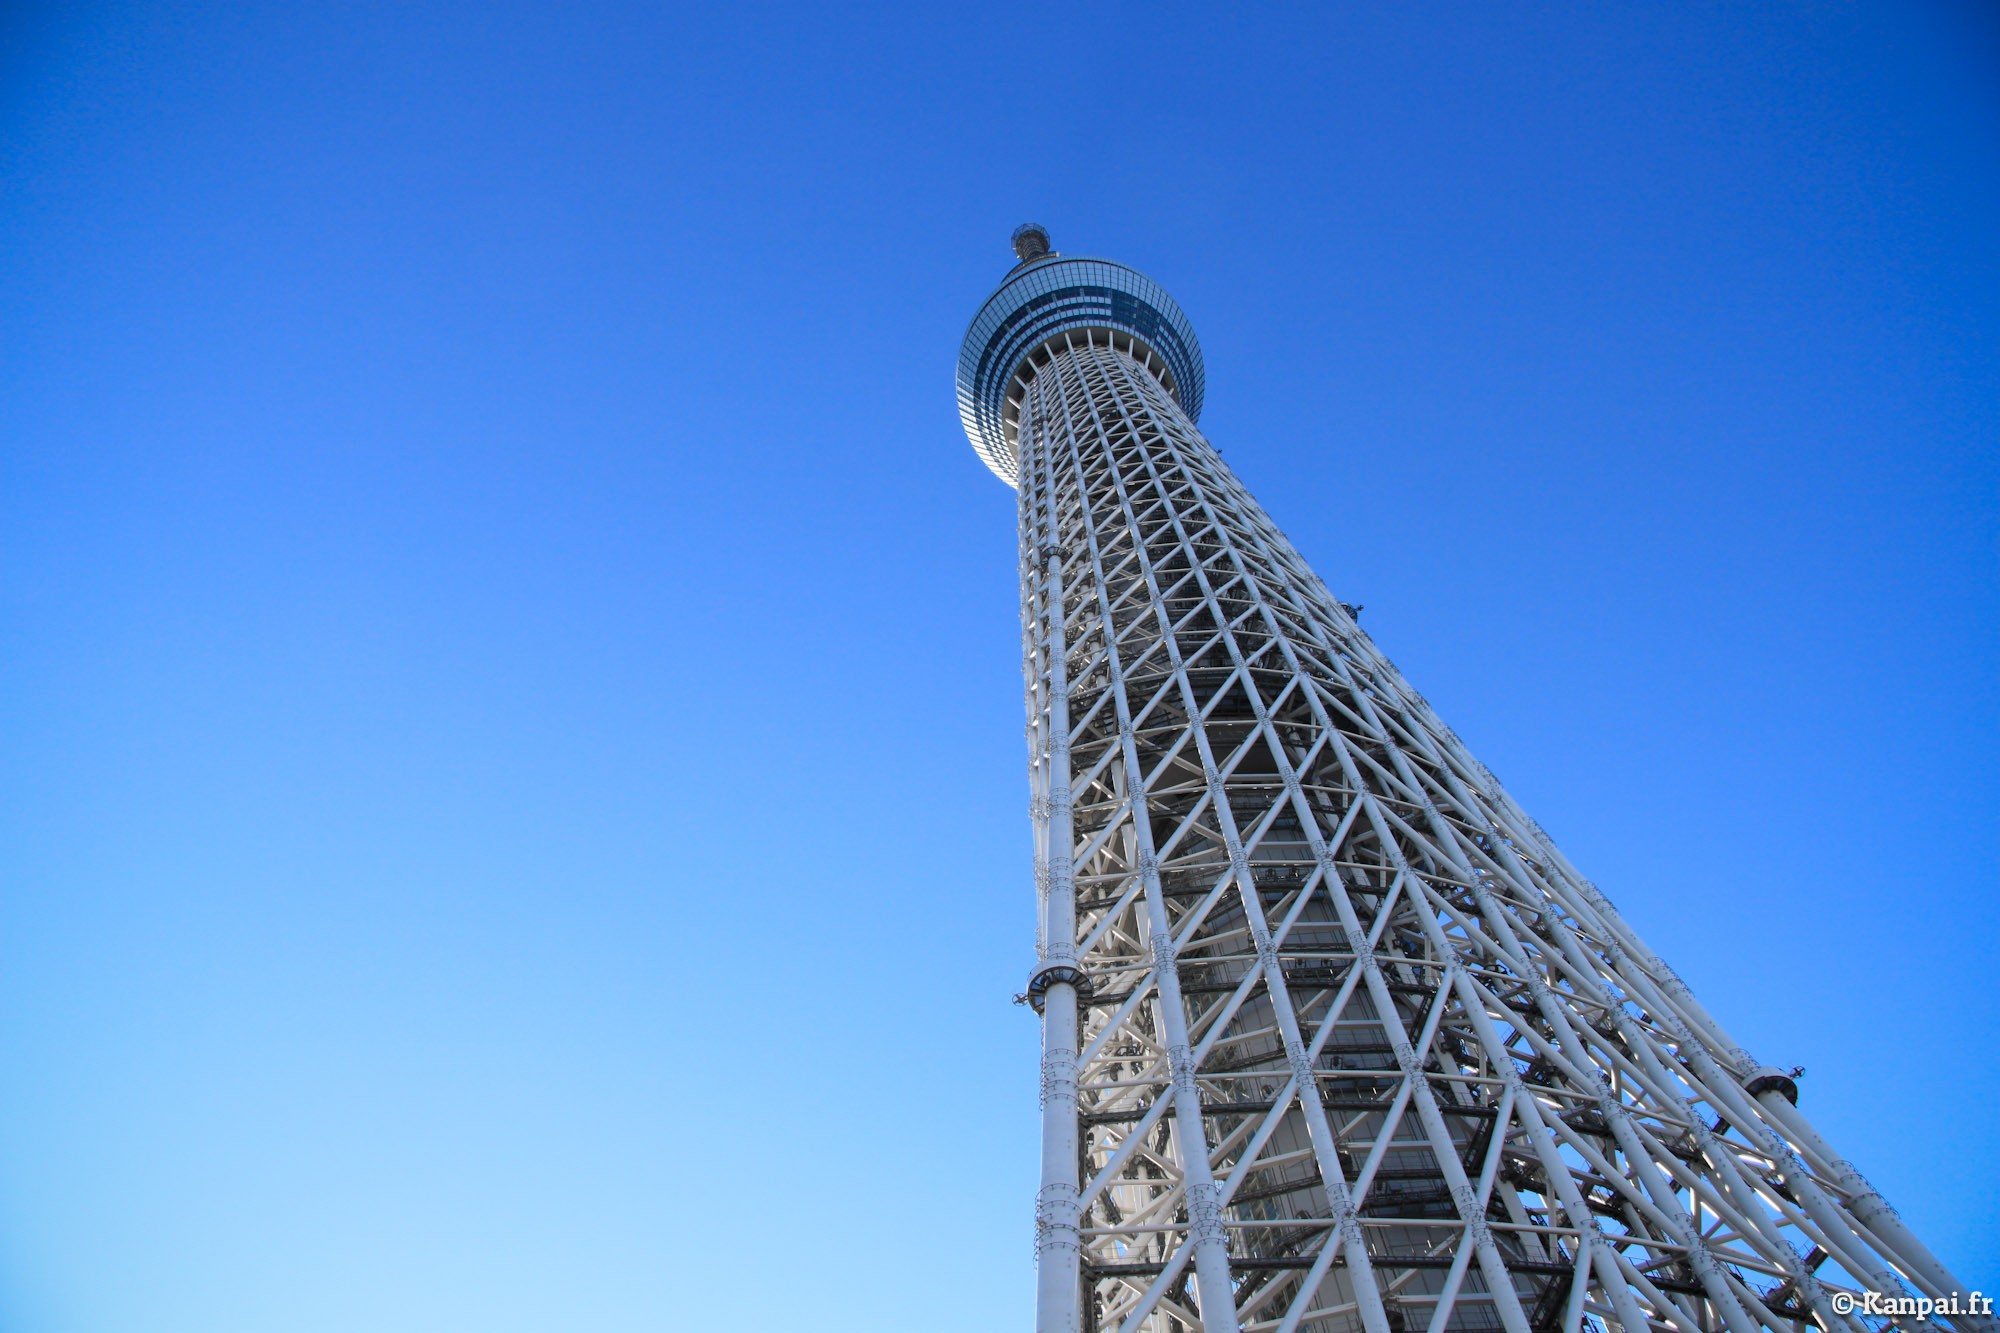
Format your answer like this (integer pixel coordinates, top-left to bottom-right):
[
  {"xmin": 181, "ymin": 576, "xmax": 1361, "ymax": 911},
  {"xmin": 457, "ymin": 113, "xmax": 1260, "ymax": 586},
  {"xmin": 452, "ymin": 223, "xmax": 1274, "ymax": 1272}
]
[{"xmin": 1011, "ymin": 221, "xmax": 1052, "ymax": 263}]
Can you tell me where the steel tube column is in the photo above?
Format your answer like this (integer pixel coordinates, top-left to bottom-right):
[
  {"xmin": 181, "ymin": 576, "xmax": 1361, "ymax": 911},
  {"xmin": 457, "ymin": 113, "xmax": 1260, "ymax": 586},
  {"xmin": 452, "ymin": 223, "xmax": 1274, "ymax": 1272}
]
[{"xmin": 1027, "ymin": 433, "xmax": 1085, "ymax": 1333}]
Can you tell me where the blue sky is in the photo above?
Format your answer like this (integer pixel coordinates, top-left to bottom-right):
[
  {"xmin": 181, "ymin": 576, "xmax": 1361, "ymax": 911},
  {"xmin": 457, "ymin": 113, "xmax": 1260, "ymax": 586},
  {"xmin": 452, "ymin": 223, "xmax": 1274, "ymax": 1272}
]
[{"xmin": 2, "ymin": 3, "xmax": 1994, "ymax": 1329}]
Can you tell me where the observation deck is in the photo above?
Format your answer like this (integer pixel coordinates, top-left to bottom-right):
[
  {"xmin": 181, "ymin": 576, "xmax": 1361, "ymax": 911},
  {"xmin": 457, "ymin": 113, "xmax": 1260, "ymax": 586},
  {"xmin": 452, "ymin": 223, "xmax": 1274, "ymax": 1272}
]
[{"xmin": 957, "ymin": 225, "xmax": 1205, "ymax": 484}]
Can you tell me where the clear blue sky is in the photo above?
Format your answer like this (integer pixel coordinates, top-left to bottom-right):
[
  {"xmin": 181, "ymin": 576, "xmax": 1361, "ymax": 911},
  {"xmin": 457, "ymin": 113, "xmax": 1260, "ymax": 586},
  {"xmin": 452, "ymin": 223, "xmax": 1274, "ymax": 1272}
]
[{"xmin": 2, "ymin": 3, "xmax": 1994, "ymax": 1329}]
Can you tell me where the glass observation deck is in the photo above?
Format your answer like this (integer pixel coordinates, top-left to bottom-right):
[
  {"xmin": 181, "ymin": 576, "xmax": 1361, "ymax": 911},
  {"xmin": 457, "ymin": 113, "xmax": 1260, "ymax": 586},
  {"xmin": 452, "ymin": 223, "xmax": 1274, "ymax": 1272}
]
[{"xmin": 957, "ymin": 235, "xmax": 1204, "ymax": 484}]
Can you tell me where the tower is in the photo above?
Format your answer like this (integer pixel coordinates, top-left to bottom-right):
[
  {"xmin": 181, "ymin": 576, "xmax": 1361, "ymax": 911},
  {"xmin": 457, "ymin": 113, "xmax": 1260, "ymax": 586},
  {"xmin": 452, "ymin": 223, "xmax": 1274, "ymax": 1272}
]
[{"xmin": 959, "ymin": 227, "xmax": 1985, "ymax": 1333}]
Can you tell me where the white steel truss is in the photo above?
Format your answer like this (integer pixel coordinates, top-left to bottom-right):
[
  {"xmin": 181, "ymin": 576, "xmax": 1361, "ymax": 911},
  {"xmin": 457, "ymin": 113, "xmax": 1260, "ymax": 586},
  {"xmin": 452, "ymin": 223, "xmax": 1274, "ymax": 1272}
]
[{"xmin": 1001, "ymin": 327, "xmax": 1985, "ymax": 1333}]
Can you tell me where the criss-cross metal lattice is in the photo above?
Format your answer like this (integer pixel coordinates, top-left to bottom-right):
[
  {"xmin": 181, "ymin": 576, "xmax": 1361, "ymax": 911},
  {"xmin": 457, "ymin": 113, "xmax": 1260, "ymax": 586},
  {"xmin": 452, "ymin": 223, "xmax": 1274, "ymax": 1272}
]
[{"xmin": 996, "ymin": 320, "xmax": 1983, "ymax": 1333}]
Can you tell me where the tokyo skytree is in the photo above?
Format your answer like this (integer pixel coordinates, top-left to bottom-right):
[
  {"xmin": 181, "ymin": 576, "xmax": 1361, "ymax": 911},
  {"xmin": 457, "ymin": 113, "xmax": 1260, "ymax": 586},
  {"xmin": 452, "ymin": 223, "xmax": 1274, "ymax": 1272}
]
[{"xmin": 957, "ymin": 226, "xmax": 1985, "ymax": 1333}]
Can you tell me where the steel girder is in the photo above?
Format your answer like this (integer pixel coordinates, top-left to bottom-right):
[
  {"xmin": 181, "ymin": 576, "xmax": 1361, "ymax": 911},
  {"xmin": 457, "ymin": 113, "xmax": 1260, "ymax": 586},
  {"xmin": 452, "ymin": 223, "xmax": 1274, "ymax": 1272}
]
[{"xmin": 1009, "ymin": 331, "xmax": 1984, "ymax": 1333}]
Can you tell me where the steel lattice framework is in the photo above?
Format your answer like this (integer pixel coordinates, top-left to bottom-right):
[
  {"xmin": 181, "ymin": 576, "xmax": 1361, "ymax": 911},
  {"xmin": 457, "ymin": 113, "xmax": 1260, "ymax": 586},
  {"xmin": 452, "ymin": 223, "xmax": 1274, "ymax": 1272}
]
[{"xmin": 959, "ymin": 228, "xmax": 1985, "ymax": 1333}]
